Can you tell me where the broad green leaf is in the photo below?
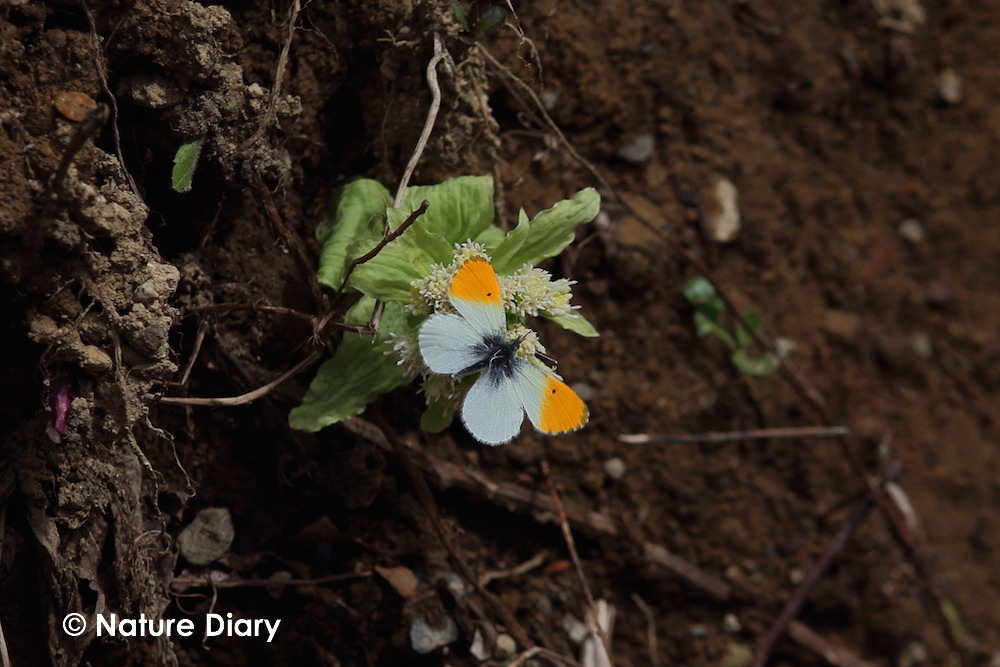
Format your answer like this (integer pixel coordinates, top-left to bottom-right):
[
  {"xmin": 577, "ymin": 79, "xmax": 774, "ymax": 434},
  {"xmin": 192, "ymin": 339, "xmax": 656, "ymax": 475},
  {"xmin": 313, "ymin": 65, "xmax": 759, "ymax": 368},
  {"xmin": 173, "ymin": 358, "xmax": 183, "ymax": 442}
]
[
  {"xmin": 731, "ymin": 349, "xmax": 778, "ymax": 377},
  {"xmin": 547, "ymin": 312, "xmax": 599, "ymax": 337},
  {"xmin": 289, "ymin": 299, "xmax": 410, "ymax": 431},
  {"xmin": 420, "ymin": 399, "xmax": 455, "ymax": 433},
  {"xmin": 474, "ymin": 224, "xmax": 506, "ymax": 249},
  {"xmin": 399, "ymin": 175, "xmax": 494, "ymax": 244},
  {"xmin": 347, "ymin": 208, "xmax": 453, "ymax": 301},
  {"xmin": 316, "ymin": 179, "xmax": 392, "ymax": 289},
  {"xmin": 490, "ymin": 188, "xmax": 600, "ymax": 273},
  {"xmin": 171, "ymin": 139, "xmax": 203, "ymax": 193}
]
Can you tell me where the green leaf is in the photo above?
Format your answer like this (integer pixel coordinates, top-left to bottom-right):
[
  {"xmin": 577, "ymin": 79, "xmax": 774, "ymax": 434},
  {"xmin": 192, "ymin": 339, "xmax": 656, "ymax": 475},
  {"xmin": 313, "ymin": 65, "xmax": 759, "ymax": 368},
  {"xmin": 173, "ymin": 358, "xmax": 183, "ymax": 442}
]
[
  {"xmin": 347, "ymin": 208, "xmax": 454, "ymax": 301},
  {"xmin": 742, "ymin": 311, "xmax": 762, "ymax": 332},
  {"xmin": 451, "ymin": 1, "xmax": 469, "ymax": 30},
  {"xmin": 289, "ymin": 299, "xmax": 411, "ymax": 431},
  {"xmin": 420, "ymin": 399, "xmax": 455, "ymax": 433},
  {"xmin": 171, "ymin": 139, "xmax": 203, "ymax": 193},
  {"xmin": 316, "ymin": 179, "xmax": 392, "ymax": 290},
  {"xmin": 399, "ymin": 175, "xmax": 494, "ymax": 244},
  {"xmin": 474, "ymin": 224, "xmax": 506, "ymax": 249},
  {"xmin": 734, "ymin": 312, "xmax": 762, "ymax": 348},
  {"xmin": 547, "ymin": 312, "xmax": 599, "ymax": 337},
  {"xmin": 694, "ymin": 310, "xmax": 722, "ymax": 340},
  {"xmin": 731, "ymin": 349, "xmax": 778, "ymax": 377},
  {"xmin": 490, "ymin": 188, "xmax": 600, "ymax": 273},
  {"xmin": 682, "ymin": 276, "xmax": 716, "ymax": 305},
  {"xmin": 472, "ymin": 5, "xmax": 508, "ymax": 36}
]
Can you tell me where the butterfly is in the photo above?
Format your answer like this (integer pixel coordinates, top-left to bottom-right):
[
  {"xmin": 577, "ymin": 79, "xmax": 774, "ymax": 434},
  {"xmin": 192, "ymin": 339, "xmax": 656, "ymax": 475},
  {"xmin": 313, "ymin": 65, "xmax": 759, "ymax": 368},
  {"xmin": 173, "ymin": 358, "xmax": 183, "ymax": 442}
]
[{"xmin": 418, "ymin": 257, "xmax": 589, "ymax": 445}]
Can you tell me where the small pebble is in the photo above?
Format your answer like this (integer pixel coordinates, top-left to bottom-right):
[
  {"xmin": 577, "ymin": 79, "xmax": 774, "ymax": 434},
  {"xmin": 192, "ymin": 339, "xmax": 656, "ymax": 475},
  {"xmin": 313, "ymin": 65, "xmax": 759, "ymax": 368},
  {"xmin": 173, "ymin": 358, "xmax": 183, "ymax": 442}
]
[
  {"xmin": 177, "ymin": 507, "xmax": 235, "ymax": 566},
  {"xmin": 54, "ymin": 91, "xmax": 98, "ymax": 122},
  {"xmin": 494, "ymin": 634, "xmax": 516, "ymax": 659},
  {"xmin": 720, "ymin": 642, "xmax": 754, "ymax": 667},
  {"xmin": 540, "ymin": 89, "xmax": 560, "ymax": 111},
  {"xmin": 616, "ymin": 131, "xmax": 655, "ymax": 164},
  {"xmin": 722, "ymin": 613, "xmax": 741, "ymax": 633},
  {"xmin": 469, "ymin": 629, "xmax": 489, "ymax": 661},
  {"xmin": 937, "ymin": 68, "xmax": 962, "ymax": 105},
  {"xmin": 603, "ymin": 457, "xmax": 627, "ymax": 481},
  {"xmin": 78, "ymin": 345, "xmax": 112, "ymax": 373},
  {"xmin": 898, "ymin": 218, "xmax": 925, "ymax": 244},
  {"xmin": 911, "ymin": 331, "xmax": 933, "ymax": 358},
  {"xmin": 410, "ymin": 615, "xmax": 458, "ymax": 654},
  {"xmin": 898, "ymin": 640, "xmax": 927, "ymax": 667},
  {"xmin": 704, "ymin": 177, "xmax": 740, "ymax": 243}
]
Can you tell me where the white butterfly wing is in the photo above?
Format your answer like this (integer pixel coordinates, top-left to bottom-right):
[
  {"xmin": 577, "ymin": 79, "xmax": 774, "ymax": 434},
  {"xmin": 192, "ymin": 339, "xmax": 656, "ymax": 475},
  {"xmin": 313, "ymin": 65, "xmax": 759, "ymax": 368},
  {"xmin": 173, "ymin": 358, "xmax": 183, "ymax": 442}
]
[
  {"xmin": 418, "ymin": 313, "xmax": 485, "ymax": 376},
  {"xmin": 509, "ymin": 359, "xmax": 589, "ymax": 435},
  {"xmin": 461, "ymin": 370, "xmax": 526, "ymax": 445}
]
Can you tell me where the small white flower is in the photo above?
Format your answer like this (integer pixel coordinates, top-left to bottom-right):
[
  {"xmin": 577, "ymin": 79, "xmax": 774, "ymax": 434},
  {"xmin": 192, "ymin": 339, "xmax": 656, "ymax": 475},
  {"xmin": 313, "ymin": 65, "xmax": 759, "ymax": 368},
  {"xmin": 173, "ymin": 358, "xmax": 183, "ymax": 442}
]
[{"xmin": 385, "ymin": 332, "xmax": 423, "ymax": 378}]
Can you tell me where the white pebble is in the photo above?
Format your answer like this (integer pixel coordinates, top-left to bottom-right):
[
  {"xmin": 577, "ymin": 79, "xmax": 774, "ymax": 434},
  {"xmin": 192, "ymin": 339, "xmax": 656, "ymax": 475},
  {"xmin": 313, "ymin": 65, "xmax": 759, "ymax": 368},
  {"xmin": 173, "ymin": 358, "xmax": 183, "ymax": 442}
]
[
  {"xmin": 603, "ymin": 457, "xmax": 627, "ymax": 481},
  {"xmin": 410, "ymin": 615, "xmax": 458, "ymax": 654},
  {"xmin": 617, "ymin": 131, "xmax": 655, "ymax": 164},
  {"xmin": 938, "ymin": 68, "xmax": 962, "ymax": 105},
  {"xmin": 898, "ymin": 218, "xmax": 925, "ymax": 244},
  {"xmin": 722, "ymin": 613, "xmax": 742, "ymax": 633},
  {"xmin": 704, "ymin": 177, "xmax": 740, "ymax": 243}
]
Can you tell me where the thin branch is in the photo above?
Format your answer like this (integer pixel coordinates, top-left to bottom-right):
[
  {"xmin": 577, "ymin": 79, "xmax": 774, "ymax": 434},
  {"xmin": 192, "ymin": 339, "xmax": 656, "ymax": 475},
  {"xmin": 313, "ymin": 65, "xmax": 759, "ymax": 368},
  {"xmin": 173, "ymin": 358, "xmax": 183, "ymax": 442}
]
[
  {"xmin": 479, "ymin": 551, "xmax": 549, "ymax": 588},
  {"xmin": 174, "ymin": 320, "xmax": 209, "ymax": 388},
  {"xmin": 81, "ymin": 0, "xmax": 139, "ymax": 196},
  {"xmin": 49, "ymin": 104, "xmax": 109, "ymax": 197},
  {"xmin": 542, "ymin": 461, "xmax": 614, "ymax": 667},
  {"xmin": 394, "ymin": 32, "xmax": 448, "ymax": 207},
  {"xmin": 505, "ymin": 647, "xmax": 579, "ymax": 667},
  {"xmin": 755, "ymin": 495, "xmax": 878, "ymax": 666},
  {"xmin": 244, "ymin": 0, "xmax": 302, "ymax": 150},
  {"xmin": 787, "ymin": 622, "xmax": 877, "ymax": 667},
  {"xmin": 629, "ymin": 594, "xmax": 662, "ymax": 667},
  {"xmin": 170, "ymin": 570, "xmax": 371, "ymax": 591},
  {"xmin": 254, "ymin": 172, "xmax": 326, "ymax": 312},
  {"xmin": 619, "ymin": 425, "xmax": 850, "ymax": 445},
  {"xmin": 331, "ymin": 199, "xmax": 430, "ymax": 301},
  {"xmin": 153, "ymin": 349, "xmax": 322, "ymax": 406}
]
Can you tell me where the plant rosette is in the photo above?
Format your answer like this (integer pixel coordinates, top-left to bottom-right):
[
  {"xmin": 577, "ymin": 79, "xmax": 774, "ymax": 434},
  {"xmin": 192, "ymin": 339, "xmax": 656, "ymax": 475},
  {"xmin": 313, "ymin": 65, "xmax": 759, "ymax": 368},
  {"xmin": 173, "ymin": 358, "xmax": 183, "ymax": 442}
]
[{"xmin": 289, "ymin": 175, "xmax": 600, "ymax": 434}]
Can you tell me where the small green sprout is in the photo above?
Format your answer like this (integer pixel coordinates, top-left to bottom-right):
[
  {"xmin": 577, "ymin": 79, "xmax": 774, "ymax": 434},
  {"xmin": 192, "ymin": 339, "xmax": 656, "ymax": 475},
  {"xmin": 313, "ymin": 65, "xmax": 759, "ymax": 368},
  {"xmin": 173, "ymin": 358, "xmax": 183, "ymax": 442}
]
[
  {"xmin": 171, "ymin": 139, "xmax": 203, "ymax": 193},
  {"xmin": 682, "ymin": 276, "xmax": 778, "ymax": 377},
  {"xmin": 289, "ymin": 175, "xmax": 600, "ymax": 433}
]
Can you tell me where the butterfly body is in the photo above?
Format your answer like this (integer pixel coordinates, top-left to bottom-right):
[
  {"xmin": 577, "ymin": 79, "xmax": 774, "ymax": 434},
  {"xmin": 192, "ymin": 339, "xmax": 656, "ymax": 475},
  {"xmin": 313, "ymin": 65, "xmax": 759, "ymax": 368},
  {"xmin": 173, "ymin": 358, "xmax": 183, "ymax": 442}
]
[{"xmin": 418, "ymin": 257, "xmax": 588, "ymax": 445}]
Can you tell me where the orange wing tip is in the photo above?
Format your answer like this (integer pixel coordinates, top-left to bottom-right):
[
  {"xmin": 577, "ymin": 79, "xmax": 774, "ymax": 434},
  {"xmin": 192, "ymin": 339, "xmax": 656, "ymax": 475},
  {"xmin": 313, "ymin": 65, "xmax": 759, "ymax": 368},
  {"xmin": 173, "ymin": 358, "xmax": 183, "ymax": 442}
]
[
  {"xmin": 450, "ymin": 257, "xmax": 503, "ymax": 307},
  {"xmin": 537, "ymin": 375, "xmax": 590, "ymax": 435}
]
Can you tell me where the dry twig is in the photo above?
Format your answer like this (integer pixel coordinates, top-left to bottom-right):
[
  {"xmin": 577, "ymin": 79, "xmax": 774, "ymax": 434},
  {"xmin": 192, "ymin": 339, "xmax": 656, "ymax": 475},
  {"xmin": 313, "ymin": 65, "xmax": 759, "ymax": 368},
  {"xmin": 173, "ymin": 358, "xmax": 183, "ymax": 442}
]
[
  {"xmin": 629, "ymin": 593, "xmax": 662, "ymax": 667},
  {"xmin": 153, "ymin": 349, "xmax": 322, "ymax": 407},
  {"xmin": 542, "ymin": 461, "xmax": 614, "ymax": 666},
  {"xmin": 620, "ymin": 425, "xmax": 850, "ymax": 445}
]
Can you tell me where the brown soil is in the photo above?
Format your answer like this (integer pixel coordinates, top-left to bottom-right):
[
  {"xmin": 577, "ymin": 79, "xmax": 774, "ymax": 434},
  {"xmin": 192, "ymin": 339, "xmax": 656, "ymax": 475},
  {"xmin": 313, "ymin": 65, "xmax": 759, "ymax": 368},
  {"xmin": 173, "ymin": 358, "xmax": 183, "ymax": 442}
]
[{"xmin": 2, "ymin": 1, "xmax": 998, "ymax": 666}]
